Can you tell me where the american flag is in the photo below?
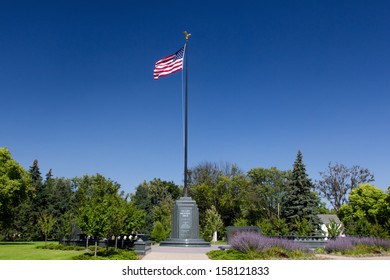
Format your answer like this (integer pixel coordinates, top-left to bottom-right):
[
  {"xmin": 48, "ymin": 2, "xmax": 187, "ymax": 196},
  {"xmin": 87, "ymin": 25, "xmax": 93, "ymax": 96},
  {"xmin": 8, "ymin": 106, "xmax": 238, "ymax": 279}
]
[{"xmin": 154, "ymin": 46, "xmax": 184, "ymax": 80}]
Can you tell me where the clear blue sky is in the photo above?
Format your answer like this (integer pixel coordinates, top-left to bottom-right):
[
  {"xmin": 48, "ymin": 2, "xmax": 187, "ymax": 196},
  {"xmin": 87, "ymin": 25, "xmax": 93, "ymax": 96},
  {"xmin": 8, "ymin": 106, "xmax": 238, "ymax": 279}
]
[{"xmin": 1, "ymin": 0, "xmax": 389, "ymax": 195}]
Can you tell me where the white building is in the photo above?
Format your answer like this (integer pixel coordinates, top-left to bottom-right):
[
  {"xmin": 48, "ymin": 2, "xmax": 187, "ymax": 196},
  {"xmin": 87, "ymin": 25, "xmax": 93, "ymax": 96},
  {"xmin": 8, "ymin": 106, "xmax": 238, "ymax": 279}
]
[{"xmin": 318, "ymin": 214, "xmax": 344, "ymax": 239}]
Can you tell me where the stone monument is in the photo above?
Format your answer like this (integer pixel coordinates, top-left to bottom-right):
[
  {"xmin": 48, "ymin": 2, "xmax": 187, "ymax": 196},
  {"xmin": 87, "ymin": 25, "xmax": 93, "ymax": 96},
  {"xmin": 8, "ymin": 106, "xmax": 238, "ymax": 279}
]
[{"xmin": 160, "ymin": 192, "xmax": 210, "ymax": 247}]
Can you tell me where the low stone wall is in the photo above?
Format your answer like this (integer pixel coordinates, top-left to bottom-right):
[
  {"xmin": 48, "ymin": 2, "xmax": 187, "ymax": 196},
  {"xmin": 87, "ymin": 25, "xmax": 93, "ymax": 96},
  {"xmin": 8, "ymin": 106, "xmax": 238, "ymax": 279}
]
[{"xmin": 293, "ymin": 236, "xmax": 328, "ymax": 250}]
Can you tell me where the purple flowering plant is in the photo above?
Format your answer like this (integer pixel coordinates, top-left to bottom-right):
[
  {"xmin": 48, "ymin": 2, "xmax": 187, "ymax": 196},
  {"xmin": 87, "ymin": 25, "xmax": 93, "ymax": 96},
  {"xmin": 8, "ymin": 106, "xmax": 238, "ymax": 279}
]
[
  {"xmin": 230, "ymin": 231, "xmax": 310, "ymax": 253},
  {"xmin": 325, "ymin": 236, "xmax": 390, "ymax": 254}
]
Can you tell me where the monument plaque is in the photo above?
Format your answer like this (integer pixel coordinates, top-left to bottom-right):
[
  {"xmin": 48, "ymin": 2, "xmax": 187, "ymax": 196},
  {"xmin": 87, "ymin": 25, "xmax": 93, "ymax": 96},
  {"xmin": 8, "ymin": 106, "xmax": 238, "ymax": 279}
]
[
  {"xmin": 179, "ymin": 208, "xmax": 191, "ymax": 238},
  {"xmin": 160, "ymin": 197, "xmax": 210, "ymax": 247}
]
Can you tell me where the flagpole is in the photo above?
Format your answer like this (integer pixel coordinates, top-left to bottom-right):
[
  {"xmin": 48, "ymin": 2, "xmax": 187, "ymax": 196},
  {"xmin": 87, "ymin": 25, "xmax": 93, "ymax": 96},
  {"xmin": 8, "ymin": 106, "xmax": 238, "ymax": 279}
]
[{"xmin": 183, "ymin": 31, "xmax": 191, "ymax": 197}]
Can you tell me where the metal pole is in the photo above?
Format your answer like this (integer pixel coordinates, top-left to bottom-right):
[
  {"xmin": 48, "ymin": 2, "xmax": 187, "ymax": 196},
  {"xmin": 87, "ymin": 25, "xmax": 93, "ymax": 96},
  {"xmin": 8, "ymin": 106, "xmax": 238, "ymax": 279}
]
[{"xmin": 183, "ymin": 31, "xmax": 191, "ymax": 197}]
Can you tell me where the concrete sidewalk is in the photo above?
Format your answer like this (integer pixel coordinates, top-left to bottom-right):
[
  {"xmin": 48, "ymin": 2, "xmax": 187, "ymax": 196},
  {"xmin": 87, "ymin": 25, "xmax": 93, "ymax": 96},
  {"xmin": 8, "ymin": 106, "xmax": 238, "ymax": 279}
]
[
  {"xmin": 141, "ymin": 245, "xmax": 390, "ymax": 260},
  {"xmin": 315, "ymin": 254, "xmax": 390, "ymax": 260},
  {"xmin": 141, "ymin": 244, "xmax": 220, "ymax": 260}
]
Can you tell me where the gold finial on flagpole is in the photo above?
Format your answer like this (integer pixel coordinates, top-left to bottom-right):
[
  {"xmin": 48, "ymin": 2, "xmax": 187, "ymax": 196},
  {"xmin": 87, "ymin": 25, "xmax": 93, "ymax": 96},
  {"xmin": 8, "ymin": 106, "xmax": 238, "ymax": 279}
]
[{"xmin": 183, "ymin": 31, "xmax": 191, "ymax": 41}]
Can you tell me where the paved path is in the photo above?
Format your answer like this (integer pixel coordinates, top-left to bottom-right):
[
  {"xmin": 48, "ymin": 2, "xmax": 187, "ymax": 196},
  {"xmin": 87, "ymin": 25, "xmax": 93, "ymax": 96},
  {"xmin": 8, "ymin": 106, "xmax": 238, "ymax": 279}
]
[
  {"xmin": 141, "ymin": 244, "xmax": 219, "ymax": 260},
  {"xmin": 315, "ymin": 254, "xmax": 390, "ymax": 260},
  {"xmin": 142, "ymin": 245, "xmax": 390, "ymax": 260}
]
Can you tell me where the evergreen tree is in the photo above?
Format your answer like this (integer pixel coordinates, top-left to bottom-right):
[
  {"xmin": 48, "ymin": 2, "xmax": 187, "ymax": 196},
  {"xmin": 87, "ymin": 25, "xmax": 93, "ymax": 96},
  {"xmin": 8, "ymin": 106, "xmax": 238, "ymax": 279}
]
[
  {"xmin": 29, "ymin": 160, "xmax": 43, "ymax": 188},
  {"xmin": 282, "ymin": 151, "xmax": 320, "ymax": 234},
  {"xmin": 28, "ymin": 160, "xmax": 50, "ymax": 239},
  {"xmin": 29, "ymin": 160, "xmax": 47, "ymax": 213}
]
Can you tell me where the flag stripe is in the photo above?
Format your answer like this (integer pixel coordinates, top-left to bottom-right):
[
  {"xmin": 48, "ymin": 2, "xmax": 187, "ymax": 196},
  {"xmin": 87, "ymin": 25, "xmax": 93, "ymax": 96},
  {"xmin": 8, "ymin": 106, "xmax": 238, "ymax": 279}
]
[{"xmin": 154, "ymin": 46, "xmax": 184, "ymax": 80}]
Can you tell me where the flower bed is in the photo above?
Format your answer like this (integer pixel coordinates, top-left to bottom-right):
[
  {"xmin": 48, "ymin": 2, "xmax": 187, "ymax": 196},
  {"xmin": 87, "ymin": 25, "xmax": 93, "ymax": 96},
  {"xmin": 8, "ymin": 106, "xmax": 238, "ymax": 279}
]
[
  {"xmin": 206, "ymin": 232, "xmax": 314, "ymax": 260},
  {"xmin": 231, "ymin": 231, "xmax": 310, "ymax": 253},
  {"xmin": 325, "ymin": 236, "xmax": 390, "ymax": 255}
]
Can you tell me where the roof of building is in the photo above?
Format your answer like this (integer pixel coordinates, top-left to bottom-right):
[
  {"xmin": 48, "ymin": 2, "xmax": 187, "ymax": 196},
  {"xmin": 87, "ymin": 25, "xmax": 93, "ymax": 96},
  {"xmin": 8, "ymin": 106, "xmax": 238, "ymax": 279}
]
[{"xmin": 318, "ymin": 214, "xmax": 341, "ymax": 224}]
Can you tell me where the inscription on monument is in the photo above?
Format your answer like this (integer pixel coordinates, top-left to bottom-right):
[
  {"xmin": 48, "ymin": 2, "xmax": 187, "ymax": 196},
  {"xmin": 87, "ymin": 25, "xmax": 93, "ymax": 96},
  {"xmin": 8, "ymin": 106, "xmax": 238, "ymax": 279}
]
[
  {"xmin": 159, "ymin": 196, "xmax": 210, "ymax": 247},
  {"xmin": 179, "ymin": 208, "xmax": 192, "ymax": 239}
]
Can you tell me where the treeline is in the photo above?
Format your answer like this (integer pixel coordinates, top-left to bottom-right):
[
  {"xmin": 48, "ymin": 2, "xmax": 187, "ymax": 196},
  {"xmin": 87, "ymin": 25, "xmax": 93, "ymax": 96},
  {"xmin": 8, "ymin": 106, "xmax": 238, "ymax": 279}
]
[{"xmin": 1, "ymin": 147, "xmax": 390, "ymax": 245}]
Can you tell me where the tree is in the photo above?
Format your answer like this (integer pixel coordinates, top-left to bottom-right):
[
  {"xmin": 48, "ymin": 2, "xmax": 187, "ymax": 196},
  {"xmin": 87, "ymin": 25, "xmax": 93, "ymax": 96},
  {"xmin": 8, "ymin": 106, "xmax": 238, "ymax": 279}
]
[
  {"xmin": 282, "ymin": 151, "xmax": 320, "ymax": 234},
  {"xmin": 107, "ymin": 192, "xmax": 127, "ymax": 250},
  {"xmin": 132, "ymin": 178, "xmax": 180, "ymax": 234},
  {"xmin": 59, "ymin": 211, "xmax": 77, "ymax": 241},
  {"xmin": 49, "ymin": 177, "xmax": 76, "ymax": 239},
  {"xmin": 37, "ymin": 213, "xmax": 57, "ymax": 246},
  {"xmin": 338, "ymin": 184, "xmax": 389, "ymax": 237},
  {"xmin": 76, "ymin": 174, "xmax": 121, "ymax": 256},
  {"xmin": 187, "ymin": 162, "xmax": 225, "ymax": 187},
  {"xmin": 245, "ymin": 167, "xmax": 290, "ymax": 224},
  {"xmin": 29, "ymin": 160, "xmax": 42, "ymax": 188},
  {"xmin": 188, "ymin": 162, "xmax": 248, "ymax": 227},
  {"xmin": 153, "ymin": 196, "xmax": 175, "ymax": 239},
  {"xmin": 214, "ymin": 174, "xmax": 248, "ymax": 226},
  {"xmin": 150, "ymin": 221, "xmax": 166, "ymax": 243},
  {"xmin": 256, "ymin": 217, "xmax": 289, "ymax": 236},
  {"xmin": 123, "ymin": 199, "xmax": 146, "ymax": 235},
  {"xmin": 0, "ymin": 147, "xmax": 33, "ymax": 235},
  {"xmin": 23, "ymin": 171, "xmax": 76, "ymax": 241},
  {"xmin": 316, "ymin": 163, "xmax": 374, "ymax": 211},
  {"xmin": 203, "ymin": 205, "xmax": 224, "ymax": 242},
  {"xmin": 294, "ymin": 217, "xmax": 314, "ymax": 236}
]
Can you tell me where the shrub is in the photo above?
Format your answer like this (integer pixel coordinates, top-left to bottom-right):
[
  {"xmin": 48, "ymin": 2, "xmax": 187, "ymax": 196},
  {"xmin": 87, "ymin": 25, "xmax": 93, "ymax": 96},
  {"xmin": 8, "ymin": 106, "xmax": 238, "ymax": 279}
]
[
  {"xmin": 324, "ymin": 237, "xmax": 354, "ymax": 253},
  {"xmin": 256, "ymin": 218, "xmax": 289, "ymax": 236},
  {"xmin": 233, "ymin": 218, "xmax": 249, "ymax": 227},
  {"xmin": 325, "ymin": 236, "xmax": 390, "ymax": 254},
  {"xmin": 150, "ymin": 221, "xmax": 166, "ymax": 243},
  {"xmin": 230, "ymin": 231, "xmax": 310, "ymax": 253},
  {"xmin": 37, "ymin": 244, "xmax": 85, "ymax": 251},
  {"xmin": 73, "ymin": 248, "xmax": 138, "ymax": 260},
  {"xmin": 208, "ymin": 231, "xmax": 314, "ymax": 260},
  {"xmin": 325, "ymin": 219, "xmax": 344, "ymax": 239},
  {"xmin": 294, "ymin": 217, "xmax": 314, "ymax": 236},
  {"xmin": 207, "ymin": 249, "xmax": 252, "ymax": 260},
  {"xmin": 343, "ymin": 218, "xmax": 389, "ymax": 238}
]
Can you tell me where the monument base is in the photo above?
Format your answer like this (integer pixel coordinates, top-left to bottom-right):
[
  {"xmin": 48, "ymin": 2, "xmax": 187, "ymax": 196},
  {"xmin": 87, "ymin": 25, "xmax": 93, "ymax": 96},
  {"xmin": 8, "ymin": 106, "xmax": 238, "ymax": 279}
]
[
  {"xmin": 160, "ymin": 196, "xmax": 210, "ymax": 247},
  {"xmin": 160, "ymin": 238, "xmax": 210, "ymax": 247}
]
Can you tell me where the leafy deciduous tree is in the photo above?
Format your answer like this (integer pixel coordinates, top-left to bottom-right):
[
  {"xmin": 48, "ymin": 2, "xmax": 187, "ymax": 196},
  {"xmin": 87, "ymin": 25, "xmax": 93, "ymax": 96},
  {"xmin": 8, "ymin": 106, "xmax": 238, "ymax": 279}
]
[
  {"xmin": 338, "ymin": 184, "xmax": 389, "ymax": 237},
  {"xmin": 189, "ymin": 162, "xmax": 248, "ymax": 228},
  {"xmin": 76, "ymin": 174, "xmax": 121, "ymax": 256},
  {"xmin": 203, "ymin": 205, "xmax": 224, "ymax": 242},
  {"xmin": 37, "ymin": 213, "xmax": 57, "ymax": 246},
  {"xmin": 0, "ymin": 147, "xmax": 33, "ymax": 234},
  {"xmin": 245, "ymin": 167, "xmax": 290, "ymax": 224},
  {"xmin": 316, "ymin": 163, "xmax": 374, "ymax": 211},
  {"xmin": 132, "ymin": 178, "xmax": 180, "ymax": 234}
]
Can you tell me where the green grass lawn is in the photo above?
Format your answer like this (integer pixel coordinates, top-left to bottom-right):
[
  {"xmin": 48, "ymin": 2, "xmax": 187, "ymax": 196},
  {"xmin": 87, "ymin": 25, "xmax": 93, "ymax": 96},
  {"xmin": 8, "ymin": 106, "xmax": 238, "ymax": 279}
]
[{"xmin": 0, "ymin": 242, "xmax": 83, "ymax": 260}]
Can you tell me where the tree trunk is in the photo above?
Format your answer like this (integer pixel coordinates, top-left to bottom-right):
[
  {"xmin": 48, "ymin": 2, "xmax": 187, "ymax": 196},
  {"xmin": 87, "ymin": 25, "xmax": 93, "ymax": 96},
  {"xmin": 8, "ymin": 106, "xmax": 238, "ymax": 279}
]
[
  {"xmin": 86, "ymin": 236, "xmax": 89, "ymax": 251},
  {"xmin": 94, "ymin": 239, "xmax": 98, "ymax": 257},
  {"xmin": 115, "ymin": 236, "xmax": 118, "ymax": 250},
  {"xmin": 212, "ymin": 231, "xmax": 218, "ymax": 242},
  {"xmin": 45, "ymin": 234, "xmax": 48, "ymax": 246}
]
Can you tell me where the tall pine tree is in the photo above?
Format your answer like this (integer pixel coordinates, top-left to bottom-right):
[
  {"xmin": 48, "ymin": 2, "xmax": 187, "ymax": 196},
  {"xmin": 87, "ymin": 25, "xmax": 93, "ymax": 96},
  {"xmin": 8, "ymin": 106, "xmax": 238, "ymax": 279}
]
[
  {"xmin": 283, "ymin": 151, "xmax": 320, "ymax": 234},
  {"xmin": 29, "ymin": 160, "xmax": 42, "ymax": 187}
]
